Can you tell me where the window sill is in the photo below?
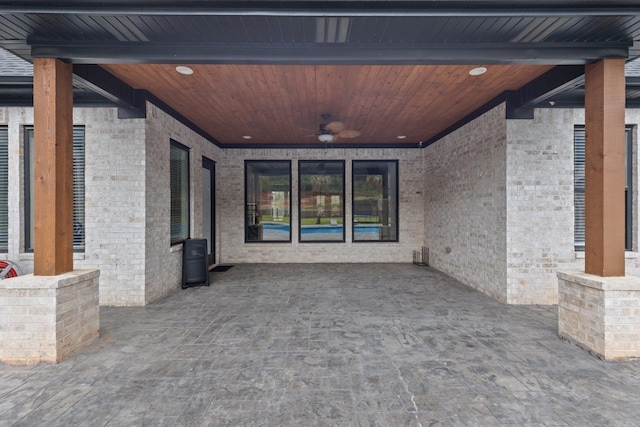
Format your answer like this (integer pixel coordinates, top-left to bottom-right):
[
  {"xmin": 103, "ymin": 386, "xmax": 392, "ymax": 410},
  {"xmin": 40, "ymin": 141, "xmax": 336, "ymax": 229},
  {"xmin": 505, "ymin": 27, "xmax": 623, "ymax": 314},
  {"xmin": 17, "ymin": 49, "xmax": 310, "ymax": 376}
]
[
  {"xmin": 170, "ymin": 243, "xmax": 183, "ymax": 253},
  {"xmin": 18, "ymin": 252, "xmax": 86, "ymax": 261},
  {"xmin": 575, "ymin": 251, "xmax": 638, "ymax": 259}
]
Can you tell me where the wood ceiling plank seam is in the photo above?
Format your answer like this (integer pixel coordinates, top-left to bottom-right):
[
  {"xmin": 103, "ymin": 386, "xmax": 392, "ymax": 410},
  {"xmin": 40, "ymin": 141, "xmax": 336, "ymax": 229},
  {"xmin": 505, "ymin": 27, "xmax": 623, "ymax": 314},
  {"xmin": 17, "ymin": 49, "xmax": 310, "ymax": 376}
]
[
  {"xmin": 285, "ymin": 66, "xmax": 315, "ymax": 142},
  {"xmin": 249, "ymin": 65, "xmax": 285, "ymax": 142},
  {"xmin": 314, "ymin": 65, "xmax": 326, "ymax": 120},
  {"xmin": 191, "ymin": 65, "xmax": 244, "ymax": 142},
  {"xmin": 353, "ymin": 65, "xmax": 407, "ymax": 144},
  {"xmin": 261, "ymin": 65, "xmax": 300, "ymax": 144},
  {"xmin": 327, "ymin": 64, "xmax": 354, "ymax": 130},
  {"xmin": 182, "ymin": 66, "xmax": 223, "ymax": 132},
  {"xmin": 256, "ymin": 65, "xmax": 287, "ymax": 140},
  {"xmin": 379, "ymin": 65, "xmax": 434, "ymax": 140},
  {"xmin": 297, "ymin": 65, "xmax": 320, "ymax": 144},
  {"xmin": 205, "ymin": 65, "xmax": 254, "ymax": 140},
  {"xmin": 333, "ymin": 65, "xmax": 374, "ymax": 141},
  {"xmin": 434, "ymin": 65, "xmax": 553, "ymax": 131},
  {"xmin": 352, "ymin": 65, "xmax": 398, "ymax": 140},
  {"xmin": 392, "ymin": 66, "xmax": 455, "ymax": 142},
  {"xmin": 329, "ymin": 65, "xmax": 368, "ymax": 138},
  {"xmin": 419, "ymin": 65, "xmax": 492, "ymax": 132},
  {"xmin": 364, "ymin": 66, "xmax": 418, "ymax": 142},
  {"xmin": 299, "ymin": 66, "xmax": 317, "ymax": 132}
]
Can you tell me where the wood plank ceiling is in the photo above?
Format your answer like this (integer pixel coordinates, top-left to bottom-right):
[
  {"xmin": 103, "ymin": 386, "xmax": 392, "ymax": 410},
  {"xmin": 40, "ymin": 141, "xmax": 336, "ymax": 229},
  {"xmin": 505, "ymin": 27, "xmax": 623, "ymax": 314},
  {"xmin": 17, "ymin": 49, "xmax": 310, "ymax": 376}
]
[{"xmin": 101, "ymin": 63, "xmax": 554, "ymax": 146}]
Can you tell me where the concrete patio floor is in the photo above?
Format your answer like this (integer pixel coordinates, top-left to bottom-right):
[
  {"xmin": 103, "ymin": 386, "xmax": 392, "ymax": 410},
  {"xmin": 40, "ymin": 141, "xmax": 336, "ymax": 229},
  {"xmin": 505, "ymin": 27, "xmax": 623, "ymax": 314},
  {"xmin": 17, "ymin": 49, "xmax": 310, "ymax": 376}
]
[{"xmin": 2, "ymin": 263, "xmax": 640, "ymax": 426}]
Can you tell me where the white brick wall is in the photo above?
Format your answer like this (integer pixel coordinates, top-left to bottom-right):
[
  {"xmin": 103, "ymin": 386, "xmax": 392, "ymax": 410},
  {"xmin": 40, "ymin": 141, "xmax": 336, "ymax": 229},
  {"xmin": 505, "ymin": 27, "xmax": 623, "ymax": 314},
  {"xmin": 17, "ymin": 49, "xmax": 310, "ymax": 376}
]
[
  {"xmin": 424, "ymin": 104, "xmax": 509, "ymax": 302},
  {"xmin": 426, "ymin": 104, "xmax": 640, "ymax": 305},
  {"xmin": 218, "ymin": 148, "xmax": 425, "ymax": 263},
  {"xmin": 143, "ymin": 102, "xmax": 221, "ymax": 304},
  {"xmin": 0, "ymin": 270, "xmax": 99, "ymax": 364},
  {"xmin": 4, "ymin": 101, "xmax": 639, "ymax": 308},
  {"xmin": 558, "ymin": 271, "xmax": 640, "ymax": 360},
  {"xmin": 74, "ymin": 108, "xmax": 147, "ymax": 306},
  {"xmin": 0, "ymin": 107, "xmax": 148, "ymax": 305},
  {"xmin": 505, "ymin": 108, "xmax": 580, "ymax": 304}
]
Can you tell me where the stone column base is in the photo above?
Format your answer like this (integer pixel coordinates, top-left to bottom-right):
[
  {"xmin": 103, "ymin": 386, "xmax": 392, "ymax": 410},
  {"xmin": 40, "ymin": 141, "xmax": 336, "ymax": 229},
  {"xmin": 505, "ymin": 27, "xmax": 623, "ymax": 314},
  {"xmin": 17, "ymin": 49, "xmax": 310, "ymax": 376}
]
[
  {"xmin": 1, "ymin": 270, "xmax": 100, "ymax": 364},
  {"xmin": 557, "ymin": 271, "xmax": 640, "ymax": 360}
]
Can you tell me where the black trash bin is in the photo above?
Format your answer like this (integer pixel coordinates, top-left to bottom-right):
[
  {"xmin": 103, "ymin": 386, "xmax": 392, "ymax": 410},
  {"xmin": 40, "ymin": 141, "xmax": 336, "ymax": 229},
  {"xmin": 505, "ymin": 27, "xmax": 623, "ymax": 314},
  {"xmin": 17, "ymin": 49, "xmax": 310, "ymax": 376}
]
[{"xmin": 182, "ymin": 238, "xmax": 209, "ymax": 289}]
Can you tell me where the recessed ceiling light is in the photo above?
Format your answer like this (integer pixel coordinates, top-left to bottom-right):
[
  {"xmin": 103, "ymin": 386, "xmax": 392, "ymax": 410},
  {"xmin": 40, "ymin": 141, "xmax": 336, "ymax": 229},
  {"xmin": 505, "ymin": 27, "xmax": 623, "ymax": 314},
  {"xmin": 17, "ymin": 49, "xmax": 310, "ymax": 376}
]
[
  {"xmin": 469, "ymin": 67, "xmax": 487, "ymax": 76},
  {"xmin": 397, "ymin": 135, "xmax": 407, "ymax": 139},
  {"xmin": 175, "ymin": 66, "xmax": 193, "ymax": 75},
  {"xmin": 242, "ymin": 135, "xmax": 252, "ymax": 140}
]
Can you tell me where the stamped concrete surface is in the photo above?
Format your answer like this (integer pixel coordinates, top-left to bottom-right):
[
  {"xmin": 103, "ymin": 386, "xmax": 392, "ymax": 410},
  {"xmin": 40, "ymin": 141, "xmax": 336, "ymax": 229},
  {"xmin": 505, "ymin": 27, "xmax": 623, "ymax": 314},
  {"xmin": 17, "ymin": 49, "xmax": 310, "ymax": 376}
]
[{"xmin": 2, "ymin": 263, "xmax": 640, "ymax": 426}]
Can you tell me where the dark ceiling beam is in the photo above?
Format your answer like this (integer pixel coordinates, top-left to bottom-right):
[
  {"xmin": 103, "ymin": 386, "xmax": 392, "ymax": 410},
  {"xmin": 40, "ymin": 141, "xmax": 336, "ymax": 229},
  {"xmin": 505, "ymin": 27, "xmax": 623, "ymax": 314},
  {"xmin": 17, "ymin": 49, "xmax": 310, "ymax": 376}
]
[
  {"xmin": 2, "ymin": 1, "xmax": 640, "ymax": 17},
  {"xmin": 533, "ymin": 76, "xmax": 640, "ymax": 108},
  {"xmin": 0, "ymin": 76, "xmax": 32, "ymax": 85},
  {"xmin": 72, "ymin": 64, "xmax": 146, "ymax": 118},
  {"xmin": 506, "ymin": 65, "xmax": 587, "ymax": 119},
  {"xmin": 32, "ymin": 42, "xmax": 629, "ymax": 65}
]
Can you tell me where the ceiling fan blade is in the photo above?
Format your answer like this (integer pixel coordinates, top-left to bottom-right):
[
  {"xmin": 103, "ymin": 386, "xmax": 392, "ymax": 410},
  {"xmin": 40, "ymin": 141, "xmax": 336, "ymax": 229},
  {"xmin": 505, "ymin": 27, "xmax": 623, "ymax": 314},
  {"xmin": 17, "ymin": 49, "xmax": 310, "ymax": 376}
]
[
  {"xmin": 338, "ymin": 129, "xmax": 361, "ymax": 138},
  {"xmin": 325, "ymin": 121, "xmax": 345, "ymax": 133}
]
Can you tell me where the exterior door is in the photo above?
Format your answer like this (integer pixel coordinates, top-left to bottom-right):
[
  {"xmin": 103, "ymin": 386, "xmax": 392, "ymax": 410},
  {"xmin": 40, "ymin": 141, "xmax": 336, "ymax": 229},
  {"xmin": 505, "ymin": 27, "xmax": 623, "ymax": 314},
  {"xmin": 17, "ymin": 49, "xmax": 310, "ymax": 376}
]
[{"xmin": 202, "ymin": 157, "xmax": 216, "ymax": 266}]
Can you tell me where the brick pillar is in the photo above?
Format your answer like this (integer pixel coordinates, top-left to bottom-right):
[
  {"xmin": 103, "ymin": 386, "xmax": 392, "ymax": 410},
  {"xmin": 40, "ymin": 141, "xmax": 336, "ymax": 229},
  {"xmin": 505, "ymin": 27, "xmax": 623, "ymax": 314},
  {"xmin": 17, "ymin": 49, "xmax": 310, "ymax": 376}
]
[
  {"xmin": 584, "ymin": 58, "xmax": 626, "ymax": 277},
  {"xmin": 33, "ymin": 57, "xmax": 74, "ymax": 276}
]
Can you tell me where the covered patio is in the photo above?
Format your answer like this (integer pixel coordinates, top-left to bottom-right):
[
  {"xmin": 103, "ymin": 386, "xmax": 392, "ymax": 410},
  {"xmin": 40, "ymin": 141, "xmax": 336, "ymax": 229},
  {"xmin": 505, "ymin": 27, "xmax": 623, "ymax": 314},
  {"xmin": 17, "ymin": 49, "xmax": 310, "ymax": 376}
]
[{"xmin": 2, "ymin": 264, "xmax": 639, "ymax": 426}]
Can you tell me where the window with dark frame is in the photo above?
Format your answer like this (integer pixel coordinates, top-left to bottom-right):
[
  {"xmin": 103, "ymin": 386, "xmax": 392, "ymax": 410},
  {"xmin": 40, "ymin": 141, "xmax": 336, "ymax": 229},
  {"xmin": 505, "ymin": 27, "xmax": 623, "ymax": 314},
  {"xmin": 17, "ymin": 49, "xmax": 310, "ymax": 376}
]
[
  {"xmin": 244, "ymin": 160, "xmax": 291, "ymax": 243},
  {"xmin": 574, "ymin": 125, "xmax": 633, "ymax": 251},
  {"xmin": 298, "ymin": 160, "xmax": 345, "ymax": 242},
  {"xmin": 170, "ymin": 140, "xmax": 190, "ymax": 246},
  {"xmin": 24, "ymin": 126, "xmax": 85, "ymax": 252},
  {"xmin": 0, "ymin": 127, "xmax": 7, "ymax": 252},
  {"xmin": 352, "ymin": 160, "xmax": 399, "ymax": 242}
]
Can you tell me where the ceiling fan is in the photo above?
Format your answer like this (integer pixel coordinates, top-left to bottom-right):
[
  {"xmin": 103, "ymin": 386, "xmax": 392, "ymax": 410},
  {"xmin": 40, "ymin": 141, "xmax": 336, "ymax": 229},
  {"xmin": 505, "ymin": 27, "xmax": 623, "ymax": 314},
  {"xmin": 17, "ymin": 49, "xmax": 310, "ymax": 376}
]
[{"xmin": 316, "ymin": 114, "xmax": 361, "ymax": 143}]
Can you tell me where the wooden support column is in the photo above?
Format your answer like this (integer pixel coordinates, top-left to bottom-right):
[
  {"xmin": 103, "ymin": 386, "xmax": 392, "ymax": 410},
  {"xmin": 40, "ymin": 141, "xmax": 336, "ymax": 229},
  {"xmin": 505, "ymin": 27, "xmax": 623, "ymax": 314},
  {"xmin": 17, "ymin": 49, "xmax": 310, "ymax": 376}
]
[
  {"xmin": 584, "ymin": 58, "xmax": 626, "ymax": 277},
  {"xmin": 33, "ymin": 58, "xmax": 74, "ymax": 276}
]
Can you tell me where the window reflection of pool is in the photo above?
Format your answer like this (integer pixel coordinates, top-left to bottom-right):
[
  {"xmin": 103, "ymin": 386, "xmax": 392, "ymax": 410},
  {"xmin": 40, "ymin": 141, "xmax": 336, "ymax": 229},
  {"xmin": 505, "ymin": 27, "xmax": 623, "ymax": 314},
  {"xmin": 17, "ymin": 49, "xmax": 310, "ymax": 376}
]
[{"xmin": 260, "ymin": 223, "xmax": 381, "ymax": 241}]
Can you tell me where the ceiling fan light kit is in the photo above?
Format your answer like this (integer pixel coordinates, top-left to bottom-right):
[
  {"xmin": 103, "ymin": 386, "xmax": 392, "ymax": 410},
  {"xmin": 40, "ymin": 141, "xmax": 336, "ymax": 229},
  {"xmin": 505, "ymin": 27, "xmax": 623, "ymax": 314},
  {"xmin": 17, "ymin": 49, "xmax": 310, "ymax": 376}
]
[
  {"xmin": 315, "ymin": 113, "xmax": 360, "ymax": 143},
  {"xmin": 318, "ymin": 133, "xmax": 335, "ymax": 143}
]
